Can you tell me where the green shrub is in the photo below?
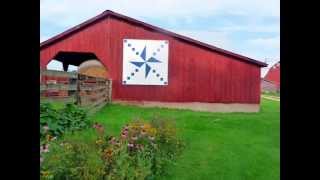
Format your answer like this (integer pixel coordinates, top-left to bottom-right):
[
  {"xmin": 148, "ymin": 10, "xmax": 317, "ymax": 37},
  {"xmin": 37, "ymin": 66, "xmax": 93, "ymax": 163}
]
[
  {"xmin": 40, "ymin": 102, "xmax": 90, "ymax": 141},
  {"xmin": 150, "ymin": 117, "xmax": 185, "ymax": 177},
  {"xmin": 40, "ymin": 102, "xmax": 91, "ymax": 176},
  {"xmin": 40, "ymin": 140, "xmax": 104, "ymax": 180},
  {"xmin": 40, "ymin": 103, "xmax": 63, "ymax": 140},
  {"xmin": 60, "ymin": 103, "xmax": 89, "ymax": 132}
]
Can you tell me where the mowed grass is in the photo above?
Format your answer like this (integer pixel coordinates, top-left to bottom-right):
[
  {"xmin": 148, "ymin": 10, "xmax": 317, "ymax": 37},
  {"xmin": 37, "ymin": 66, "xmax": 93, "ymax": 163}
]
[
  {"xmin": 64, "ymin": 99, "xmax": 280, "ymax": 180},
  {"xmin": 262, "ymin": 91, "xmax": 280, "ymax": 97}
]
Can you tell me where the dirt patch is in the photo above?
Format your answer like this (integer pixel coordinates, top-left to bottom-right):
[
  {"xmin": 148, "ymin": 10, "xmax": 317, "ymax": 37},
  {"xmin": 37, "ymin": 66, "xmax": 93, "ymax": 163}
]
[{"xmin": 113, "ymin": 100, "xmax": 260, "ymax": 113}]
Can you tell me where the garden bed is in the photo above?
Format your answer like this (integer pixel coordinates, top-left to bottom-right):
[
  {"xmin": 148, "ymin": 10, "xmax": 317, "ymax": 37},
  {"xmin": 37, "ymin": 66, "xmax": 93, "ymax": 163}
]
[{"xmin": 40, "ymin": 99, "xmax": 279, "ymax": 180}]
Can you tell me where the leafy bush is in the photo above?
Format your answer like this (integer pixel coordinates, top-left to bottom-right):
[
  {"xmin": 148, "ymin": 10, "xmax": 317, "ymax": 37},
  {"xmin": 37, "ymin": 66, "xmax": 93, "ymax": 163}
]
[
  {"xmin": 40, "ymin": 102, "xmax": 90, "ymax": 141},
  {"xmin": 149, "ymin": 117, "xmax": 185, "ymax": 177},
  {"xmin": 96, "ymin": 118, "xmax": 185, "ymax": 179},
  {"xmin": 60, "ymin": 103, "xmax": 89, "ymax": 132},
  {"xmin": 40, "ymin": 118, "xmax": 185, "ymax": 180},
  {"xmin": 40, "ymin": 103, "xmax": 63, "ymax": 140},
  {"xmin": 40, "ymin": 102, "xmax": 92, "ymax": 179},
  {"xmin": 40, "ymin": 140, "xmax": 105, "ymax": 180}
]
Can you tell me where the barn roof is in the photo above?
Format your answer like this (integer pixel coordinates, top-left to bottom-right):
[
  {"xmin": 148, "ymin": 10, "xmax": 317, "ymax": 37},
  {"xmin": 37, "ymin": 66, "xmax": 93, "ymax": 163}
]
[
  {"xmin": 40, "ymin": 10, "xmax": 267, "ymax": 67},
  {"xmin": 264, "ymin": 61, "xmax": 280, "ymax": 76},
  {"xmin": 261, "ymin": 78, "xmax": 277, "ymax": 84}
]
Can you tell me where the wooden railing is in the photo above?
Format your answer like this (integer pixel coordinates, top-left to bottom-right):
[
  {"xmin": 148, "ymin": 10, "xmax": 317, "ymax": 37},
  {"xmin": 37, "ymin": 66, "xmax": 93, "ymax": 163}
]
[
  {"xmin": 40, "ymin": 69, "xmax": 112, "ymax": 112},
  {"xmin": 77, "ymin": 74, "xmax": 112, "ymax": 110}
]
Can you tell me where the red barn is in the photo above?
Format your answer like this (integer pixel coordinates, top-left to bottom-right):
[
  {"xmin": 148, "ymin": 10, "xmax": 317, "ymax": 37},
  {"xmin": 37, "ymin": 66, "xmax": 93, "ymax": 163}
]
[
  {"xmin": 264, "ymin": 61, "xmax": 280, "ymax": 89},
  {"xmin": 261, "ymin": 79, "xmax": 279, "ymax": 93},
  {"xmin": 40, "ymin": 10, "xmax": 267, "ymax": 112}
]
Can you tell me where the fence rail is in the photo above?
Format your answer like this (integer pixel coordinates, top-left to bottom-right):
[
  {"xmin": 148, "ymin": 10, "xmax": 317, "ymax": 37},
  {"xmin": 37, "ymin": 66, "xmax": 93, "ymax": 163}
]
[{"xmin": 40, "ymin": 69, "xmax": 112, "ymax": 112}]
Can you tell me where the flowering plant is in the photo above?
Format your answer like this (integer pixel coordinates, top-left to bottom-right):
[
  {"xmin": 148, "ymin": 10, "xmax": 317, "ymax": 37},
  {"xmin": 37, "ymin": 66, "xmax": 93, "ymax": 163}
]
[
  {"xmin": 95, "ymin": 118, "xmax": 185, "ymax": 179},
  {"xmin": 40, "ymin": 117, "xmax": 184, "ymax": 180},
  {"xmin": 40, "ymin": 140, "xmax": 105, "ymax": 180}
]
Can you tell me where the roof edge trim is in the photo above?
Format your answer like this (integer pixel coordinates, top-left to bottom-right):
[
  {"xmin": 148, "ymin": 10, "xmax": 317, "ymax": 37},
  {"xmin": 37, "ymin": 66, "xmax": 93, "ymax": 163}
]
[{"xmin": 40, "ymin": 10, "xmax": 268, "ymax": 67}]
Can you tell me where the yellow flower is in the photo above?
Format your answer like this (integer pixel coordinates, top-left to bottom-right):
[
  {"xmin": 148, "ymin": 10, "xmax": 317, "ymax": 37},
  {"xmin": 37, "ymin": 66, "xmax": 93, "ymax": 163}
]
[
  {"xmin": 46, "ymin": 134, "xmax": 53, "ymax": 141},
  {"xmin": 103, "ymin": 148, "xmax": 113, "ymax": 158},
  {"xmin": 64, "ymin": 143, "xmax": 72, "ymax": 150},
  {"xmin": 41, "ymin": 171, "xmax": 50, "ymax": 177},
  {"xmin": 148, "ymin": 128, "xmax": 157, "ymax": 136},
  {"xmin": 95, "ymin": 139, "xmax": 103, "ymax": 145},
  {"xmin": 142, "ymin": 123, "xmax": 152, "ymax": 130}
]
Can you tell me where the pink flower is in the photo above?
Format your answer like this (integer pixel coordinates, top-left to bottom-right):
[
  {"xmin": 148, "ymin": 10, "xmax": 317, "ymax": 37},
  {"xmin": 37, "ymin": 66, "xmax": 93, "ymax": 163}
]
[
  {"xmin": 43, "ymin": 149, "xmax": 49, "ymax": 153},
  {"xmin": 92, "ymin": 124, "xmax": 97, "ymax": 128},
  {"xmin": 122, "ymin": 129, "xmax": 128, "ymax": 135},
  {"xmin": 41, "ymin": 144, "xmax": 50, "ymax": 153},
  {"xmin": 109, "ymin": 137, "xmax": 116, "ymax": 144},
  {"xmin": 93, "ymin": 123, "xmax": 103, "ymax": 129},
  {"xmin": 128, "ymin": 143, "xmax": 134, "ymax": 148},
  {"xmin": 121, "ymin": 133, "xmax": 127, "ymax": 139}
]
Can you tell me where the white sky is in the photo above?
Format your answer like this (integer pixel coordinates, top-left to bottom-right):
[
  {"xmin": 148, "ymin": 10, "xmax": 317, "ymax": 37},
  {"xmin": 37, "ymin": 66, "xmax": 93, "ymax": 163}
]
[
  {"xmin": 41, "ymin": 0, "xmax": 279, "ymax": 77},
  {"xmin": 46, "ymin": 60, "xmax": 78, "ymax": 72}
]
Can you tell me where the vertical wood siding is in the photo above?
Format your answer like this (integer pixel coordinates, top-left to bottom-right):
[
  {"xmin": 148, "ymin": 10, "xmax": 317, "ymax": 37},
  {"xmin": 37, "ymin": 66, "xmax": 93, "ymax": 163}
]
[
  {"xmin": 264, "ymin": 64, "xmax": 280, "ymax": 87},
  {"xmin": 40, "ymin": 17, "xmax": 261, "ymax": 104}
]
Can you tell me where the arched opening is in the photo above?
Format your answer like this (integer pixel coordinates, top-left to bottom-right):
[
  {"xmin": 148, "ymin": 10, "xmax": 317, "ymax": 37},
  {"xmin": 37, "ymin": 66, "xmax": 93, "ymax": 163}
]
[
  {"xmin": 46, "ymin": 51, "xmax": 108, "ymax": 78},
  {"xmin": 42, "ymin": 51, "xmax": 112, "ymax": 107},
  {"xmin": 46, "ymin": 60, "xmax": 78, "ymax": 72}
]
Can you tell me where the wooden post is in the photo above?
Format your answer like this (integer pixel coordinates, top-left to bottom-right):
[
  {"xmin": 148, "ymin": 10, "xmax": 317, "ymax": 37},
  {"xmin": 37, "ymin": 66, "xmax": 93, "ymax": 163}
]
[
  {"xmin": 108, "ymin": 79, "xmax": 112, "ymax": 103},
  {"xmin": 62, "ymin": 62, "xmax": 69, "ymax": 72},
  {"xmin": 75, "ymin": 74, "xmax": 81, "ymax": 106}
]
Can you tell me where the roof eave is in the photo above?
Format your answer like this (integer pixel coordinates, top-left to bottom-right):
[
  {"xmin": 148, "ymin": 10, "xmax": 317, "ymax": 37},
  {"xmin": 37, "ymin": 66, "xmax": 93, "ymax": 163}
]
[{"xmin": 40, "ymin": 10, "xmax": 268, "ymax": 67}]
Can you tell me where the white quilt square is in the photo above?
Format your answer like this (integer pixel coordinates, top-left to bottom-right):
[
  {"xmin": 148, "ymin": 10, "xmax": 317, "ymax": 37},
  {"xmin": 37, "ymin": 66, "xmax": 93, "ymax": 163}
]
[{"xmin": 122, "ymin": 39, "xmax": 169, "ymax": 85}]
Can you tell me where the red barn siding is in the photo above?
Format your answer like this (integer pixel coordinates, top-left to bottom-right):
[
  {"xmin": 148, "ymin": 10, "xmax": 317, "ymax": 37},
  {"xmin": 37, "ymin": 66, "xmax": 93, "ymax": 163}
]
[
  {"xmin": 261, "ymin": 79, "xmax": 279, "ymax": 92},
  {"xmin": 264, "ymin": 62, "xmax": 280, "ymax": 87},
  {"xmin": 40, "ymin": 16, "xmax": 262, "ymax": 104},
  {"xmin": 40, "ymin": 18, "xmax": 109, "ymax": 68}
]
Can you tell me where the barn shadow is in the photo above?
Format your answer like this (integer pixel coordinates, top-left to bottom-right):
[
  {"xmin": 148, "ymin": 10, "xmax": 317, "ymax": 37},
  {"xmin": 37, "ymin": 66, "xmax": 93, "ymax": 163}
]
[{"xmin": 46, "ymin": 51, "xmax": 109, "ymax": 78}]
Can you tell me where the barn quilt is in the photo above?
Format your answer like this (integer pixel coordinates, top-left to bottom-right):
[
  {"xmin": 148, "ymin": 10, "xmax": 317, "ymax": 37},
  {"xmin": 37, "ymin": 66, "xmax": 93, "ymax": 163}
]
[{"xmin": 122, "ymin": 39, "xmax": 169, "ymax": 85}]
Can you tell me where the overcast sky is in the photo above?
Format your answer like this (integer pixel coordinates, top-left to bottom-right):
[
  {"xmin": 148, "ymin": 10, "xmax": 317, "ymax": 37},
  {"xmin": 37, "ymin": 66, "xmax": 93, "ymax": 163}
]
[{"xmin": 41, "ymin": 0, "xmax": 279, "ymax": 77}]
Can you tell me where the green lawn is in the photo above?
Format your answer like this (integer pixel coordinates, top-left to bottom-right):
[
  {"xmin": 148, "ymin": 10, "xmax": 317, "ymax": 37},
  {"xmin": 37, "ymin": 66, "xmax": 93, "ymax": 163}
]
[
  {"xmin": 64, "ymin": 99, "xmax": 280, "ymax": 180},
  {"xmin": 40, "ymin": 99, "xmax": 72, "ymax": 109},
  {"xmin": 262, "ymin": 91, "xmax": 280, "ymax": 97}
]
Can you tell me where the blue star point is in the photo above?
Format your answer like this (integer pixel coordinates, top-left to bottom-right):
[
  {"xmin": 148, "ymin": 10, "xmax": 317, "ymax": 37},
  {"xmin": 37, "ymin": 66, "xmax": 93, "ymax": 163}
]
[{"xmin": 129, "ymin": 46, "xmax": 162, "ymax": 78}]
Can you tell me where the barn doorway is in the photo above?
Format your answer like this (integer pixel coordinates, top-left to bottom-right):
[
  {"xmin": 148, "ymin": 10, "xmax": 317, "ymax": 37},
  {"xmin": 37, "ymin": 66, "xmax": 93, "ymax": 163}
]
[
  {"xmin": 46, "ymin": 51, "xmax": 109, "ymax": 79},
  {"xmin": 44, "ymin": 51, "xmax": 112, "ymax": 107}
]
